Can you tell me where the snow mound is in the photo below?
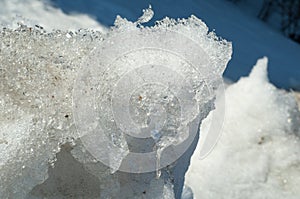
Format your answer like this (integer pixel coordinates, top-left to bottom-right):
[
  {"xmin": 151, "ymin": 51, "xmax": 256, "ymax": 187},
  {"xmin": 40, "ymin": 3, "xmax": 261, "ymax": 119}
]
[
  {"xmin": 0, "ymin": 9, "xmax": 232, "ymax": 198},
  {"xmin": 186, "ymin": 57, "xmax": 300, "ymax": 199}
]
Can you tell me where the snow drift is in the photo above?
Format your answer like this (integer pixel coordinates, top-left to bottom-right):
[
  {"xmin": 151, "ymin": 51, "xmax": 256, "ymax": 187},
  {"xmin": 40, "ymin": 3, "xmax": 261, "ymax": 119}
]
[{"xmin": 186, "ymin": 57, "xmax": 300, "ymax": 199}]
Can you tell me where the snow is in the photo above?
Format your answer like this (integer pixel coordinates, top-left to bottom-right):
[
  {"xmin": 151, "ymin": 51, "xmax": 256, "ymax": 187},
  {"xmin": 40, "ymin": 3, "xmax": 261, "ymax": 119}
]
[
  {"xmin": 0, "ymin": 0, "xmax": 105, "ymax": 32},
  {"xmin": 0, "ymin": 0, "xmax": 299, "ymax": 198},
  {"xmin": 185, "ymin": 57, "xmax": 300, "ymax": 199},
  {"xmin": 72, "ymin": 11, "xmax": 231, "ymax": 197},
  {"xmin": 0, "ymin": 25, "xmax": 104, "ymax": 198},
  {"xmin": 0, "ymin": 7, "xmax": 231, "ymax": 197},
  {"xmin": 47, "ymin": 0, "xmax": 300, "ymax": 90},
  {"xmin": 1, "ymin": 0, "xmax": 299, "ymax": 88}
]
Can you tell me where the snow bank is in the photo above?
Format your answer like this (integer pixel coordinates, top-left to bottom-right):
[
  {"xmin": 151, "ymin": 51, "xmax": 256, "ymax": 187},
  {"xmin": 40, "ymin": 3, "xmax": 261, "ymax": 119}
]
[{"xmin": 186, "ymin": 57, "xmax": 300, "ymax": 199}]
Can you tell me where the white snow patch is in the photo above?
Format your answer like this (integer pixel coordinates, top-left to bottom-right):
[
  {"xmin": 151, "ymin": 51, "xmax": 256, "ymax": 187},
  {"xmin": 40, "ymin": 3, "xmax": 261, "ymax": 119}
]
[
  {"xmin": 186, "ymin": 57, "xmax": 300, "ymax": 199},
  {"xmin": 0, "ymin": 0, "xmax": 106, "ymax": 32}
]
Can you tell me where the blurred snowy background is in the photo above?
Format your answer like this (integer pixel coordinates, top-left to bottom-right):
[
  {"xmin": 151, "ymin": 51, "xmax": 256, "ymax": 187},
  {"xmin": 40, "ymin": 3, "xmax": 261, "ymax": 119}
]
[{"xmin": 1, "ymin": 0, "xmax": 300, "ymax": 199}]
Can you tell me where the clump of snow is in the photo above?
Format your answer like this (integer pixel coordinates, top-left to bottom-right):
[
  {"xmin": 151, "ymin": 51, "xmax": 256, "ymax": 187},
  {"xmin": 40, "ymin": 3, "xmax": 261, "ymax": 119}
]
[
  {"xmin": 185, "ymin": 57, "xmax": 300, "ymax": 199},
  {"xmin": 0, "ymin": 8, "xmax": 232, "ymax": 197},
  {"xmin": 73, "ymin": 8, "xmax": 231, "ymax": 176},
  {"xmin": 0, "ymin": 26, "xmax": 104, "ymax": 198}
]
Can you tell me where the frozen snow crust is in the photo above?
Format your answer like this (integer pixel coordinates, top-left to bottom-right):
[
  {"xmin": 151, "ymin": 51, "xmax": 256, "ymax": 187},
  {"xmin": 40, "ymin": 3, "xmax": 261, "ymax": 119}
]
[
  {"xmin": 0, "ymin": 9, "xmax": 231, "ymax": 198},
  {"xmin": 0, "ymin": 25, "xmax": 103, "ymax": 198},
  {"xmin": 73, "ymin": 8, "xmax": 232, "ymax": 174}
]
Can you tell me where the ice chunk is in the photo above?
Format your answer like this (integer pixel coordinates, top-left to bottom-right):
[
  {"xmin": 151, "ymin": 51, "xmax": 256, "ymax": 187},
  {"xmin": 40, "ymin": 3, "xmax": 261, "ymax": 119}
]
[
  {"xmin": 73, "ymin": 7, "xmax": 232, "ymax": 175},
  {"xmin": 136, "ymin": 5, "xmax": 154, "ymax": 24},
  {"xmin": 181, "ymin": 186, "xmax": 193, "ymax": 199},
  {"xmin": 0, "ymin": 25, "xmax": 104, "ymax": 198},
  {"xmin": 1, "ymin": 7, "xmax": 232, "ymax": 198}
]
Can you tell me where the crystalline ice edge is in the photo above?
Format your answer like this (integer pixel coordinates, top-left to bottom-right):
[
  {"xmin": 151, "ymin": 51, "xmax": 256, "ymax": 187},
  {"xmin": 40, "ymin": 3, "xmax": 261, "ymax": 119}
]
[
  {"xmin": 73, "ymin": 7, "xmax": 232, "ymax": 176},
  {"xmin": 0, "ymin": 8, "xmax": 231, "ymax": 198}
]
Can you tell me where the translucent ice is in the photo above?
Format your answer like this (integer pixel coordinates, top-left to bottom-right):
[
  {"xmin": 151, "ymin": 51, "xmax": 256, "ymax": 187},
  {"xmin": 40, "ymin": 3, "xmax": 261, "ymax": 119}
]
[
  {"xmin": 73, "ymin": 7, "xmax": 232, "ymax": 175},
  {"xmin": 1, "ymin": 8, "xmax": 232, "ymax": 198},
  {"xmin": 136, "ymin": 5, "xmax": 154, "ymax": 24},
  {"xmin": 0, "ymin": 26, "xmax": 104, "ymax": 198}
]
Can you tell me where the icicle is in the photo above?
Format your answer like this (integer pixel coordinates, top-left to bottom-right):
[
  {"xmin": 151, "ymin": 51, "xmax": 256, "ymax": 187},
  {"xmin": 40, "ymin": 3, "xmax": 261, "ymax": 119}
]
[{"xmin": 156, "ymin": 148, "xmax": 162, "ymax": 179}]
